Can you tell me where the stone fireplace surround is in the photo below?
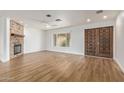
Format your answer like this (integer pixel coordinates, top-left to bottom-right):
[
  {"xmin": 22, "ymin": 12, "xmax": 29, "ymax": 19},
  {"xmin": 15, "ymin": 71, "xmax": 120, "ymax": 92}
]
[{"xmin": 10, "ymin": 20, "xmax": 24, "ymax": 59}]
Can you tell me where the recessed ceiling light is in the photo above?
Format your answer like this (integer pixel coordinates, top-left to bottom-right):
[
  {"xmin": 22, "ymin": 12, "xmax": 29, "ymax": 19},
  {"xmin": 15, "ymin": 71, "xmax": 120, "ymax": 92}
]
[
  {"xmin": 46, "ymin": 25, "xmax": 51, "ymax": 28},
  {"xmin": 103, "ymin": 15, "xmax": 108, "ymax": 19},
  {"xmin": 87, "ymin": 18, "xmax": 91, "ymax": 22}
]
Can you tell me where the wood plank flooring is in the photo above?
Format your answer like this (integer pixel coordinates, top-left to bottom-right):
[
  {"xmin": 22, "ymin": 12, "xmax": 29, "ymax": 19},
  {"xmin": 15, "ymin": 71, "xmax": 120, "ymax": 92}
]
[{"xmin": 0, "ymin": 51, "xmax": 124, "ymax": 82}]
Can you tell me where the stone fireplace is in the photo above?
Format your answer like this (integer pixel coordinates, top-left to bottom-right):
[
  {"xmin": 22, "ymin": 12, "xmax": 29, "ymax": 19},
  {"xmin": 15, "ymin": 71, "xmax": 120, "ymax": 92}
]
[{"xmin": 10, "ymin": 20, "xmax": 24, "ymax": 59}]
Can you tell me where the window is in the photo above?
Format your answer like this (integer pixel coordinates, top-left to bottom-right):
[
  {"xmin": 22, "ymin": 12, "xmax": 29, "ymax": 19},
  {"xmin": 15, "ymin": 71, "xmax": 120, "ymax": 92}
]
[{"xmin": 54, "ymin": 33, "xmax": 70, "ymax": 47}]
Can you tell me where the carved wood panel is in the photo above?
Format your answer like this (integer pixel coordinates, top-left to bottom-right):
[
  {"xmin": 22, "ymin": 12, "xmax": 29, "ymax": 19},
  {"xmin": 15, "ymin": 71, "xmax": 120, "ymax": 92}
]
[
  {"xmin": 85, "ymin": 26, "xmax": 113, "ymax": 58},
  {"xmin": 98, "ymin": 26, "xmax": 113, "ymax": 58},
  {"xmin": 85, "ymin": 29, "xmax": 97, "ymax": 56}
]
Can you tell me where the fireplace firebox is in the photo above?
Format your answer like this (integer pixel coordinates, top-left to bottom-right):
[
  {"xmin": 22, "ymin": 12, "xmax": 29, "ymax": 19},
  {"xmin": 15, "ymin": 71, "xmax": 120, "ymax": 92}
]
[{"xmin": 14, "ymin": 44, "xmax": 22, "ymax": 55}]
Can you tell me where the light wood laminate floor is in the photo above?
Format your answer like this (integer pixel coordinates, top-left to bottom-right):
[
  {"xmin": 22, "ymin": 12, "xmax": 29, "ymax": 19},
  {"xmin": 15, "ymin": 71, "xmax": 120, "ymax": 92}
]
[{"xmin": 0, "ymin": 51, "xmax": 124, "ymax": 82}]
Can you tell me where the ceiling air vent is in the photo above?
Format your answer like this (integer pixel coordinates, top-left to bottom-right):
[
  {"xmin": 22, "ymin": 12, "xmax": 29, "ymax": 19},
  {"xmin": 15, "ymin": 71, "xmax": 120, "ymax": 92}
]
[
  {"xmin": 46, "ymin": 14, "xmax": 52, "ymax": 17},
  {"xmin": 96, "ymin": 10, "xmax": 103, "ymax": 14},
  {"xmin": 56, "ymin": 19, "xmax": 62, "ymax": 21}
]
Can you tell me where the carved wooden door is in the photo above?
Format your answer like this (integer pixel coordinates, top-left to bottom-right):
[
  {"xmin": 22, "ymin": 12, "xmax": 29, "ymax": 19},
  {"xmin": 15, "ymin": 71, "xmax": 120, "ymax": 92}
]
[
  {"xmin": 85, "ymin": 26, "xmax": 113, "ymax": 58},
  {"xmin": 98, "ymin": 26, "xmax": 113, "ymax": 58},
  {"xmin": 85, "ymin": 29, "xmax": 97, "ymax": 56}
]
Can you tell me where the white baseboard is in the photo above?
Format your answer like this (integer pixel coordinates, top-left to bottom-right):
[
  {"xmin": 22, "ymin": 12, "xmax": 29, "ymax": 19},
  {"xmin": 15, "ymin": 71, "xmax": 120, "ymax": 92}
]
[
  {"xmin": 46, "ymin": 49, "xmax": 84, "ymax": 55},
  {"xmin": 0, "ymin": 58, "xmax": 9, "ymax": 63},
  {"xmin": 114, "ymin": 57, "xmax": 124, "ymax": 73},
  {"xmin": 24, "ymin": 50, "xmax": 45, "ymax": 54}
]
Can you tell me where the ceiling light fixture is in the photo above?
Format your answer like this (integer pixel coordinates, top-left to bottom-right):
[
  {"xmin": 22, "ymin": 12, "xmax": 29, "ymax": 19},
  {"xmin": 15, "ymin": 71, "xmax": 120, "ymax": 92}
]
[
  {"xmin": 103, "ymin": 15, "xmax": 108, "ymax": 19},
  {"xmin": 87, "ymin": 18, "xmax": 91, "ymax": 22},
  {"xmin": 46, "ymin": 24, "xmax": 51, "ymax": 28}
]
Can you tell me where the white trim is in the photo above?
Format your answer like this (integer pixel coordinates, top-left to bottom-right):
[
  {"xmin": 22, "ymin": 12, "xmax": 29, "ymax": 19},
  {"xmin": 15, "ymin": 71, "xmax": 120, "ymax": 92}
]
[
  {"xmin": 24, "ymin": 50, "xmax": 45, "ymax": 54},
  {"xmin": 46, "ymin": 49, "xmax": 84, "ymax": 55},
  {"xmin": 0, "ymin": 58, "xmax": 9, "ymax": 63},
  {"xmin": 114, "ymin": 57, "xmax": 124, "ymax": 73}
]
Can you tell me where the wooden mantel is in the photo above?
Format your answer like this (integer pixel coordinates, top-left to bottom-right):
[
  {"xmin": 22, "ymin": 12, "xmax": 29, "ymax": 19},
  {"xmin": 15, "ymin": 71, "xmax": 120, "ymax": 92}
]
[{"xmin": 11, "ymin": 33, "xmax": 25, "ymax": 37}]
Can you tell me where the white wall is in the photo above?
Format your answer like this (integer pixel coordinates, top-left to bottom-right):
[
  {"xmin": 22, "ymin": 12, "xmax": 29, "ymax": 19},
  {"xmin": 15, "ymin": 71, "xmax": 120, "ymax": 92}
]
[
  {"xmin": 24, "ymin": 26, "xmax": 46, "ymax": 53},
  {"xmin": 115, "ymin": 12, "xmax": 124, "ymax": 71},
  {"xmin": 46, "ymin": 26, "xmax": 84, "ymax": 55},
  {"xmin": 46, "ymin": 20, "xmax": 115, "ymax": 55},
  {"xmin": 0, "ymin": 17, "xmax": 10, "ymax": 62}
]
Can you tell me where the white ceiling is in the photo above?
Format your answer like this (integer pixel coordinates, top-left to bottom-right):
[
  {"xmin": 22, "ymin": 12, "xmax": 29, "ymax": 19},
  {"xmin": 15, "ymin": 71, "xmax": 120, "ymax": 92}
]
[{"xmin": 0, "ymin": 10, "xmax": 120, "ymax": 30}]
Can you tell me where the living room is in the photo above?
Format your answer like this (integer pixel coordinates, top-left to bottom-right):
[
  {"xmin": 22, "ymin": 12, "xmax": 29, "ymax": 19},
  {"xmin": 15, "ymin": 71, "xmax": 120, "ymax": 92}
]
[
  {"xmin": 1, "ymin": 0, "xmax": 124, "ymax": 92},
  {"xmin": 0, "ymin": 10, "xmax": 124, "ymax": 82}
]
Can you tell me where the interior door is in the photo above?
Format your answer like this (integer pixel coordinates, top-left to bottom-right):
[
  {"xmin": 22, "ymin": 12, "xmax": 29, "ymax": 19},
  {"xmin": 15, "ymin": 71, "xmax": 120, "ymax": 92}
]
[
  {"xmin": 98, "ymin": 26, "xmax": 113, "ymax": 58},
  {"xmin": 85, "ymin": 26, "xmax": 113, "ymax": 58},
  {"xmin": 85, "ymin": 29, "xmax": 97, "ymax": 56}
]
